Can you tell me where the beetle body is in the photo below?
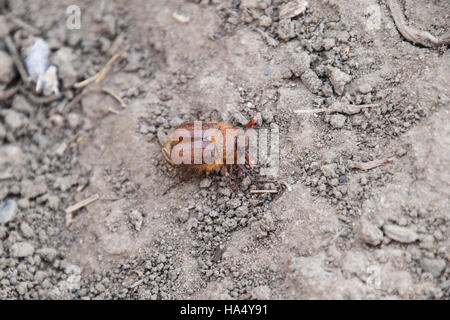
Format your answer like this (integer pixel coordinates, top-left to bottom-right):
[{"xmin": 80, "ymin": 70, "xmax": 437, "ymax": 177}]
[{"xmin": 161, "ymin": 117, "xmax": 257, "ymax": 191}]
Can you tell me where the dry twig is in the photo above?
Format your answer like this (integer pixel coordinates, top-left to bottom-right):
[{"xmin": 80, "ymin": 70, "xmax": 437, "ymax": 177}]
[
  {"xmin": 108, "ymin": 107, "xmax": 120, "ymax": 115},
  {"xmin": 352, "ymin": 157, "xmax": 393, "ymax": 171},
  {"xmin": 74, "ymin": 52, "xmax": 125, "ymax": 88},
  {"xmin": 6, "ymin": 14, "xmax": 40, "ymax": 35},
  {"xmin": 65, "ymin": 87, "xmax": 127, "ymax": 111},
  {"xmin": 294, "ymin": 104, "xmax": 379, "ymax": 114},
  {"xmin": 4, "ymin": 35, "xmax": 29, "ymax": 84},
  {"xmin": 294, "ymin": 108, "xmax": 327, "ymax": 114},
  {"xmin": 19, "ymin": 86, "xmax": 62, "ymax": 104},
  {"xmin": 0, "ymin": 85, "xmax": 20, "ymax": 101},
  {"xmin": 250, "ymin": 189, "xmax": 278, "ymax": 194},
  {"xmin": 65, "ymin": 194, "xmax": 99, "ymax": 227},
  {"xmin": 388, "ymin": 0, "xmax": 450, "ymax": 48}
]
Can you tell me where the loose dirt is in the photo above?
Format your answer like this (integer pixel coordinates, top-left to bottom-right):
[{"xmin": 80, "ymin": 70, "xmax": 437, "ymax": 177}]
[{"xmin": 0, "ymin": 0, "xmax": 448, "ymax": 299}]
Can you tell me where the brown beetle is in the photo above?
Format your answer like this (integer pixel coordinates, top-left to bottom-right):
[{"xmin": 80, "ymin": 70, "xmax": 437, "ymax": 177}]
[{"xmin": 160, "ymin": 116, "xmax": 258, "ymax": 193}]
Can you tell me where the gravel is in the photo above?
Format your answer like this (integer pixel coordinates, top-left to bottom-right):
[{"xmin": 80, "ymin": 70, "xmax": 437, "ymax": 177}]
[
  {"xmin": 199, "ymin": 178, "xmax": 212, "ymax": 189},
  {"xmin": 290, "ymin": 50, "xmax": 311, "ymax": 77},
  {"xmin": 0, "ymin": 145, "xmax": 24, "ymax": 167},
  {"xmin": 322, "ymin": 38, "xmax": 335, "ymax": 51},
  {"xmin": 12, "ymin": 95, "xmax": 34, "ymax": 115},
  {"xmin": 10, "ymin": 242, "xmax": 35, "ymax": 258},
  {"xmin": 358, "ymin": 219, "xmax": 383, "ymax": 246},
  {"xmin": 51, "ymin": 47, "xmax": 78, "ymax": 88},
  {"xmin": 358, "ymin": 83, "xmax": 372, "ymax": 94},
  {"xmin": 0, "ymin": 50, "xmax": 17, "ymax": 84},
  {"xmin": 327, "ymin": 66, "xmax": 352, "ymax": 96},
  {"xmin": 37, "ymin": 247, "xmax": 58, "ymax": 263},
  {"xmin": 301, "ymin": 69, "xmax": 322, "ymax": 93},
  {"xmin": 129, "ymin": 210, "xmax": 143, "ymax": 231},
  {"xmin": 20, "ymin": 222, "xmax": 35, "ymax": 238},
  {"xmin": 258, "ymin": 16, "xmax": 272, "ymax": 27},
  {"xmin": 251, "ymin": 285, "xmax": 271, "ymax": 300},
  {"xmin": 421, "ymin": 258, "xmax": 446, "ymax": 278},
  {"xmin": 21, "ymin": 177, "xmax": 48, "ymax": 199},
  {"xmin": 330, "ymin": 114, "xmax": 346, "ymax": 128},
  {"xmin": 0, "ymin": 0, "xmax": 447, "ymax": 301},
  {"xmin": 320, "ymin": 163, "xmax": 337, "ymax": 178},
  {"xmin": 0, "ymin": 199, "xmax": 18, "ymax": 224},
  {"xmin": 383, "ymin": 225, "xmax": 419, "ymax": 243},
  {"xmin": 3, "ymin": 110, "xmax": 28, "ymax": 132}
]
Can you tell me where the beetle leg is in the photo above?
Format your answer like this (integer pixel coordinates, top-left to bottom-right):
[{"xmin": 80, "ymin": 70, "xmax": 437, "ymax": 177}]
[
  {"xmin": 244, "ymin": 116, "xmax": 257, "ymax": 128},
  {"xmin": 238, "ymin": 163, "xmax": 257, "ymax": 188},
  {"xmin": 223, "ymin": 165, "xmax": 237, "ymax": 192}
]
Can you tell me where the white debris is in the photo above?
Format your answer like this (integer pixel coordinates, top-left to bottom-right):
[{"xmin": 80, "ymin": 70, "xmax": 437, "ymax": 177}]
[{"xmin": 25, "ymin": 37, "xmax": 60, "ymax": 96}]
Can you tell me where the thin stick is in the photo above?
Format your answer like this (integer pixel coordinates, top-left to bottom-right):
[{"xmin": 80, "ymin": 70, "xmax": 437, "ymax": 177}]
[
  {"xmin": 76, "ymin": 183, "xmax": 88, "ymax": 193},
  {"xmin": 74, "ymin": 52, "xmax": 124, "ymax": 89},
  {"xmin": 293, "ymin": 108, "xmax": 327, "ymax": 114},
  {"xmin": 108, "ymin": 107, "xmax": 119, "ymax": 115},
  {"xmin": 4, "ymin": 35, "xmax": 29, "ymax": 84},
  {"xmin": 172, "ymin": 12, "xmax": 190, "ymax": 24},
  {"xmin": 65, "ymin": 194, "xmax": 99, "ymax": 227},
  {"xmin": 6, "ymin": 14, "xmax": 40, "ymax": 35},
  {"xmin": 0, "ymin": 84, "xmax": 20, "ymax": 101},
  {"xmin": 65, "ymin": 87, "xmax": 127, "ymax": 111},
  {"xmin": 294, "ymin": 104, "xmax": 379, "ymax": 114},
  {"xmin": 65, "ymin": 194, "xmax": 99, "ymax": 214},
  {"xmin": 354, "ymin": 104, "xmax": 379, "ymax": 109},
  {"xmin": 250, "ymin": 189, "xmax": 278, "ymax": 194},
  {"xmin": 102, "ymin": 87, "xmax": 127, "ymax": 108},
  {"xmin": 352, "ymin": 157, "xmax": 393, "ymax": 171},
  {"xmin": 19, "ymin": 87, "xmax": 62, "ymax": 104},
  {"xmin": 54, "ymin": 132, "xmax": 82, "ymax": 157},
  {"xmin": 388, "ymin": 0, "xmax": 450, "ymax": 48}
]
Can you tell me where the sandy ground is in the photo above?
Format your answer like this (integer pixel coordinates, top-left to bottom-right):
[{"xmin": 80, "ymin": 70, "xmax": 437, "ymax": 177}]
[{"xmin": 0, "ymin": 0, "xmax": 449, "ymax": 299}]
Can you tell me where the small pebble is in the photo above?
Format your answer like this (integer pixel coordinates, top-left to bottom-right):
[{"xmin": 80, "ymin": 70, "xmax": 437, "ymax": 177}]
[
  {"xmin": 0, "ymin": 50, "xmax": 17, "ymax": 84},
  {"xmin": 38, "ymin": 247, "xmax": 58, "ymax": 263},
  {"xmin": 0, "ymin": 199, "xmax": 17, "ymax": 224},
  {"xmin": 330, "ymin": 114, "xmax": 346, "ymax": 128},
  {"xmin": 358, "ymin": 219, "xmax": 383, "ymax": 246},
  {"xmin": 383, "ymin": 225, "xmax": 418, "ymax": 243},
  {"xmin": 129, "ymin": 210, "xmax": 143, "ymax": 231},
  {"xmin": 421, "ymin": 258, "xmax": 446, "ymax": 278},
  {"xmin": 327, "ymin": 66, "xmax": 352, "ymax": 96},
  {"xmin": 176, "ymin": 208, "xmax": 189, "ymax": 223},
  {"xmin": 10, "ymin": 242, "xmax": 35, "ymax": 258},
  {"xmin": 258, "ymin": 16, "xmax": 272, "ymax": 27},
  {"xmin": 199, "ymin": 178, "xmax": 212, "ymax": 189},
  {"xmin": 358, "ymin": 83, "xmax": 372, "ymax": 94},
  {"xmin": 321, "ymin": 163, "xmax": 337, "ymax": 178},
  {"xmin": 322, "ymin": 38, "xmax": 335, "ymax": 51},
  {"xmin": 20, "ymin": 222, "xmax": 34, "ymax": 238}
]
